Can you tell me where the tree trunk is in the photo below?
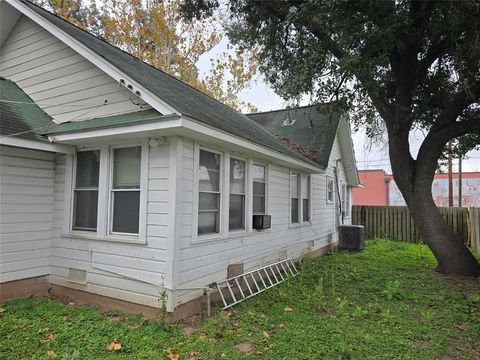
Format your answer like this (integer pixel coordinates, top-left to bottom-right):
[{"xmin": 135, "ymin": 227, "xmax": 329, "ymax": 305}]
[{"xmin": 389, "ymin": 136, "xmax": 480, "ymax": 277}]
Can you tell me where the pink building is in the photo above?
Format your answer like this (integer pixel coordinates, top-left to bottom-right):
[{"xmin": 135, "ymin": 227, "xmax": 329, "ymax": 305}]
[{"xmin": 353, "ymin": 170, "xmax": 480, "ymax": 207}]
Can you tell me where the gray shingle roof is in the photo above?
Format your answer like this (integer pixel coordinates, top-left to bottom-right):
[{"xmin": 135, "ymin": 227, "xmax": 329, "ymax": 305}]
[
  {"xmin": 19, "ymin": 0, "xmax": 320, "ymax": 167},
  {"xmin": 0, "ymin": 77, "xmax": 54, "ymax": 141},
  {"xmin": 247, "ymin": 105, "xmax": 341, "ymax": 168}
]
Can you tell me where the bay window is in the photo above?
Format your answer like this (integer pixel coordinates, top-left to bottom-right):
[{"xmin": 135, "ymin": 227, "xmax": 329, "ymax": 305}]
[
  {"xmin": 73, "ymin": 150, "xmax": 100, "ymax": 231},
  {"xmin": 198, "ymin": 149, "xmax": 221, "ymax": 235},
  {"xmin": 111, "ymin": 146, "xmax": 141, "ymax": 234},
  {"xmin": 302, "ymin": 175, "xmax": 311, "ymax": 222},
  {"xmin": 229, "ymin": 158, "xmax": 246, "ymax": 231},
  {"xmin": 253, "ymin": 164, "xmax": 266, "ymax": 214},
  {"xmin": 290, "ymin": 173, "xmax": 299, "ymax": 223}
]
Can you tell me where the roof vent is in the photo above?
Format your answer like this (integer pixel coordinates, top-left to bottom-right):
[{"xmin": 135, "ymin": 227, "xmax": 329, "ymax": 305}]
[{"xmin": 282, "ymin": 114, "xmax": 296, "ymax": 126}]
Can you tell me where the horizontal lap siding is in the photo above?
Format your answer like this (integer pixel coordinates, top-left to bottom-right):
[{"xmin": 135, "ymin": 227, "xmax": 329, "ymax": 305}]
[
  {"xmin": 0, "ymin": 146, "xmax": 55, "ymax": 282},
  {"xmin": 0, "ymin": 16, "xmax": 147, "ymax": 122},
  {"xmin": 50, "ymin": 143, "xmax": 170, "ymax": 308},
  {"xmin": 175, "ymin": 137, "xmax": 349, "ymax": 306}
]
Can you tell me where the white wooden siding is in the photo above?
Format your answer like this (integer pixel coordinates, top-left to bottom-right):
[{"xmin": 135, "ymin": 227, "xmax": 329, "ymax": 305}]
[
  {"xmin": 174, "ymin": 135, "xmax": 350, "ymax": 306},
  {"xmin": 0, "ymin": 16, "xmax": 148, "ymax": 123},
  {"xmin": 0, "ymin": 146, "xmax": 55, "ymax": 283},
  {"xmin": 49, "ymin": 141, "xmax": 171, "ymax": 308}
]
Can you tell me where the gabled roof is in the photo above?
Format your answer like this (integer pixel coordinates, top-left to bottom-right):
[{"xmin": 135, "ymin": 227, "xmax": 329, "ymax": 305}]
[
  {"xmin": 247, "ymin": 105, "xmax": 341, "ymax": 168},
  {"xmin": 15, "ymin": 0, "xmax": 319, "ymax": 168},
  {"xmin": 0, "ymin": 77, "xmax": 54, "ymax": 142}
]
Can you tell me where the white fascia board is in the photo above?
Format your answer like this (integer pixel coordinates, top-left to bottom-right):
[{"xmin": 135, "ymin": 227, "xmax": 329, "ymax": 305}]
[
  {"xmin": 338, "ymin": 115, "xmax": 360, "ymax": 187},
  {"xmin": 6, "ymin": 0, "xmax": 180, "ymax": 117},
  {"xmin": 47, "ymin": 117, "xmax": 182, "ymax": 142},
  {"xmin": 181, "ymin": 116, "xmax": 324, "ymax": 173},
  {"xmin": 0, "ymin": 136, "xmax": 74, "ymax": 153}
]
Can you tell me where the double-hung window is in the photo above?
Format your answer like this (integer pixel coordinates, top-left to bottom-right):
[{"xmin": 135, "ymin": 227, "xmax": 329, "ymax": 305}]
[
  {"xmin": 111, "ymin": 146, "xmax": 141, "ymax": 235},
  {"xmin": 341, "ymin": 183, "xmax": 346, "ymax": 218},
  {"xmin": 345, "ymin": 185, "xmax": 351, "ymax": 218},
  {"xmin": 73, "ymin": 150, "xmax": 100, "ymax": 231},
  {"xmin": 326, "ymin": 176, "xmax": 334, "ymax": 204},
  {"xmin": 302, "ymin": 175, "xmax": 311, "ymax": 222},
  {"xmin": 290, "ymin": 173, "xmax": 299, "ymax": 223},
  {"xmin": 198, "ymin": 149, "xmax": 221, "ymax": 235},
  {"xmin": 229, "ymin": 158, "xmax": 246, "ymax": 231},
  {"xmin": 253, "ymin": 164, "xmax": 266, "ymax": 214}
]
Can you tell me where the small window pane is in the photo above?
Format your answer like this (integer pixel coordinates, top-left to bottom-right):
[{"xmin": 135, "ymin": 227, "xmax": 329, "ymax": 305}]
[
  {"xmin": 253, "ymin": 196, "xmax": 265, "ymax": 214},
  {"xmin": 199, "ymin": 150, "xmax": 220, "ymax": 192},
  {"xmin": 290, "ymin": 174, "xmax": 298, "ymax": 198},
  {"xmin": 76, "ymin": 150, "xmax": 99, "ymax": 188},
  {"xmin": 229, "ymin": 194, "xmax": 245, "ymax": 230},
  {"xmin": 199, "ymin": 192, "xmax": 219, "ymax": 211},
  {"xmin": 291, "ymin": 198, "xmax": 299, "ymax": 223},
  {"xmin": 253, "ymin": 182, "xmax": 265, "ymax": 196},
  {"xmin": 302, "ymin": 176, "xmax": 310, "ymax": 198},
  {"xmin": 73, "ymin": 190, "xmax": 98, "ymax": 230},
  {"xmin": 113, "ymin": 147, "xmax": 141, "ymax": 189},
  {"xmin": 112, "ymin": 191, "xmax": 140, "ymax": 234},
  {"xmin": 198, "ymin": 212, "xmax": 219, "ymax": 235},
  {"xmin": 230, "ymin": 159, "xmax": 245, "ymax": 194},
  {"xmin": 253, "ymin": 165, "xmax": 265, "ymax": 181},
  {"xmin": 303, "ymin": 199, "xmax": 310, "ymax": 222}
]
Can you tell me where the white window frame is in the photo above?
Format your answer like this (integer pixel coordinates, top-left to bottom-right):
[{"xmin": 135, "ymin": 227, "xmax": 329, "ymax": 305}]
[
  {"xmin": 302, "ymin": 174, "xmax": 312, "ymax": 223},
  {"xmin": 290, "ymin": 171, "xmax": 301, "ymax": 225},
  {"xmin": 340, "ymin": 181, "xmax": 347, "ymax": 219},
  {"xmin": 344, "ymin": 185, "xmax": 351, "ymax": 218},
  {"xmin": 326, "ymin": 175, "xmax": 334, "ymax": 204},
  {"xmin": 70, "ymin": 148, "xmax": 100, "ymax": 234},
  {"xmin": 228, "ymin": 155, "xmax": 248, "ymax": 233},
  {"xmin": 193, "ymin": 144, "xmax": 224, "ymax": 241},
  {"xmin": 64, "ymin": 141, "xmax": 148, "ymax": 244}
]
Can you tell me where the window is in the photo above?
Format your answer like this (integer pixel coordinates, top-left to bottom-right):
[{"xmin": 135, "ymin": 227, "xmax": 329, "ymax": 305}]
[
  {"xmin": 302, "ymin": 175, "xmax": 311, "ymax": 222},
  {"xmin": 229, "ymin": 158, "xmax": 246, "ymax": 231},
  {"xmin": 326, "ymin": 176, "xmax": 334, "ymax": 203},
  {"xmin": 253, "ymin": 164, "xmax": 266, "ymax": 214},
  {"xmin": 341, "ymin": 183, "xmax": 346, "ymax": 218},
  {"xmin": 198, "ymin": 150, "xmax": 221, "ymax": 235},
  {"xmin": 73, "ymin": 150, "xmax": 99, "ymax": 231},
  {"xmin": 345, "ymin": 185, "xmax": 351, "ymax": 218},
  {"xmin": 290, "ymin": 173, "xmax": 299, "ymax": 223},
  {"xmin": 111, "ymin": 147, "xmax": 141, "ymax": 234}
]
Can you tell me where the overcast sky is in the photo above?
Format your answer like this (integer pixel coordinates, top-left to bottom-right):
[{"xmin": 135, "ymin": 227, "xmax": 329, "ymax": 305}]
[{"xmin": 196, "ymin": 40, "xmax": 480, "ymax": 174}]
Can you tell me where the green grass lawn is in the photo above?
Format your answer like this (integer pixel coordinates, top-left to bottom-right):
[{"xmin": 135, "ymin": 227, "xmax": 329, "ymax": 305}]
[{"xmin": 1, "ymin": 240, "xmax": 479, "ymax": 360}]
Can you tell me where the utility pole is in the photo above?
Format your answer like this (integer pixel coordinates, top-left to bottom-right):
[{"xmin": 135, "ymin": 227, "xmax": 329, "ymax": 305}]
[
  {"xmin": 448, "ymin": 141, "xmax": 453, "ymax": 207},
  {"xmin": 458, "ymin": 156, "xmax": 462, "ymax": 207}
]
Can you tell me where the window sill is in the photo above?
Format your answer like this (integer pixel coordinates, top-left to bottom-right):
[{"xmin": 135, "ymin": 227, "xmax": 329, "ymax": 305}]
[
  {"xmin": 192, "ymin": 228, "xmax": 272, "ymax": 245},
  {"xmin": 62, "ymin": 232, "xmax": 146, "ymax": 245},
  {"xmin": 289, "ymin": 222, "xmax": 312, "ymax": 229}
]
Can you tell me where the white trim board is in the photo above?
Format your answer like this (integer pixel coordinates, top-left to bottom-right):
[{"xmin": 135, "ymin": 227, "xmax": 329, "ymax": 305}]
[{"xmin": 0, "ymin": 136, "xmax": 74, "ymax": 153}]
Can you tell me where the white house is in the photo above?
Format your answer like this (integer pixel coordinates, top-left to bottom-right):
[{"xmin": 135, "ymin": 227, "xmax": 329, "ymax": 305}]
[{"xmin": 0, "ymin": 0, "xmax": 359, "ymax": 319}]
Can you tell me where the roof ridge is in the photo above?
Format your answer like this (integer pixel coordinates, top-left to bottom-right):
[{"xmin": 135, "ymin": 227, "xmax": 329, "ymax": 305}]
[{"xmin": 246, "ymin": 102, "xmax": 337, "ymax": 116}]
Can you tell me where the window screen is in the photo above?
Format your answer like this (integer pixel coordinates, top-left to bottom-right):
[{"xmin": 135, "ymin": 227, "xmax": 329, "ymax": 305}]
[
  {"xmin": 111, "ymin": 147, "xmax": 141, "ymax": 234},
  {"xmin": 198, "ymin": 150, "xmax": 221, "ymax": 235},
  {"xmin": 229, "ymin": 158, "xmax": 245, "ymax": 231},
  {"xmin": 253, "ymin": 164, "xmax": 266, "ymax": 214},
  {"xmin": 73, "ymin": 150, "xmax": 100, "ymax": 231}
]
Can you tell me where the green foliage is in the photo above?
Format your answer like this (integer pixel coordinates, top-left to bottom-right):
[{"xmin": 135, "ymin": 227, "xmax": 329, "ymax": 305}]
[{"xmin": 1, "ymin": 240, "xmax": 479, "ymax": 359}]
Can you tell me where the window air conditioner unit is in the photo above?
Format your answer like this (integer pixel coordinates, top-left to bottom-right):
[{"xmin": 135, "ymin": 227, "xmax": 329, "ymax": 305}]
[{"xmin": 252, "ymin": 214, "xmax": 271, "ymax": 230}]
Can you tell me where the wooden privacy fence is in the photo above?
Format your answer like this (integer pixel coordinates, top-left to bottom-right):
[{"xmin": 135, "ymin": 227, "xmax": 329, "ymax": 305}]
[{"xmin": 352, "ymin": 206, "xmax": 480, "ymax": 253}]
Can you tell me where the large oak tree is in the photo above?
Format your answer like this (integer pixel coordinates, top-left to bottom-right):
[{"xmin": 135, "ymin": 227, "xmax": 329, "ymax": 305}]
[{"xmin": 182, "ymin": 0, "xmax": 480, "ymax": 276}]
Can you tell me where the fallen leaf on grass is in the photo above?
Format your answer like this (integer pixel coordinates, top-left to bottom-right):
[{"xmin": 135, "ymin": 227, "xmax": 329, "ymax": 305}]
[
  {"xmin": 284, "ymin": 307, "xmax": 294, "ymax": 312},
  {"xmin": 62, "ymin": 316, "xmax": 68, "ymax": 321},
  {"xmin": 68, "ymin": 302, "xmax": 75, "ymax": 306},
  {"xmin": 168, "ymin": 354, "xmax": 179, "ymax": 360},
  {"xmin": 454, "ymin": 323, "xmax": 468, "ymax": 331},
  {"xmin": 199, "ymin": 334, "xmax": 207, "ymax": 341},
  {"xmin": 261, "ymin": 331, "xmax": 270, "ymax": 340},
  {"xmin": 47, "ymin": 350, "xmax": 57, "ymax": 358},
  {"xmin": 278, "ymin": 323, "xmax": 285, "ymax": 329},
  {"xmin": 106, "ymin": 340, "xmax": 122, "ymax": 351},
  {"xmin": 0, "ymin": 307, "xmax": 5, "ymax": 313},
  {"xmin": 41, "ymin": 333, "xmax": 56, "ymax": 343}
]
